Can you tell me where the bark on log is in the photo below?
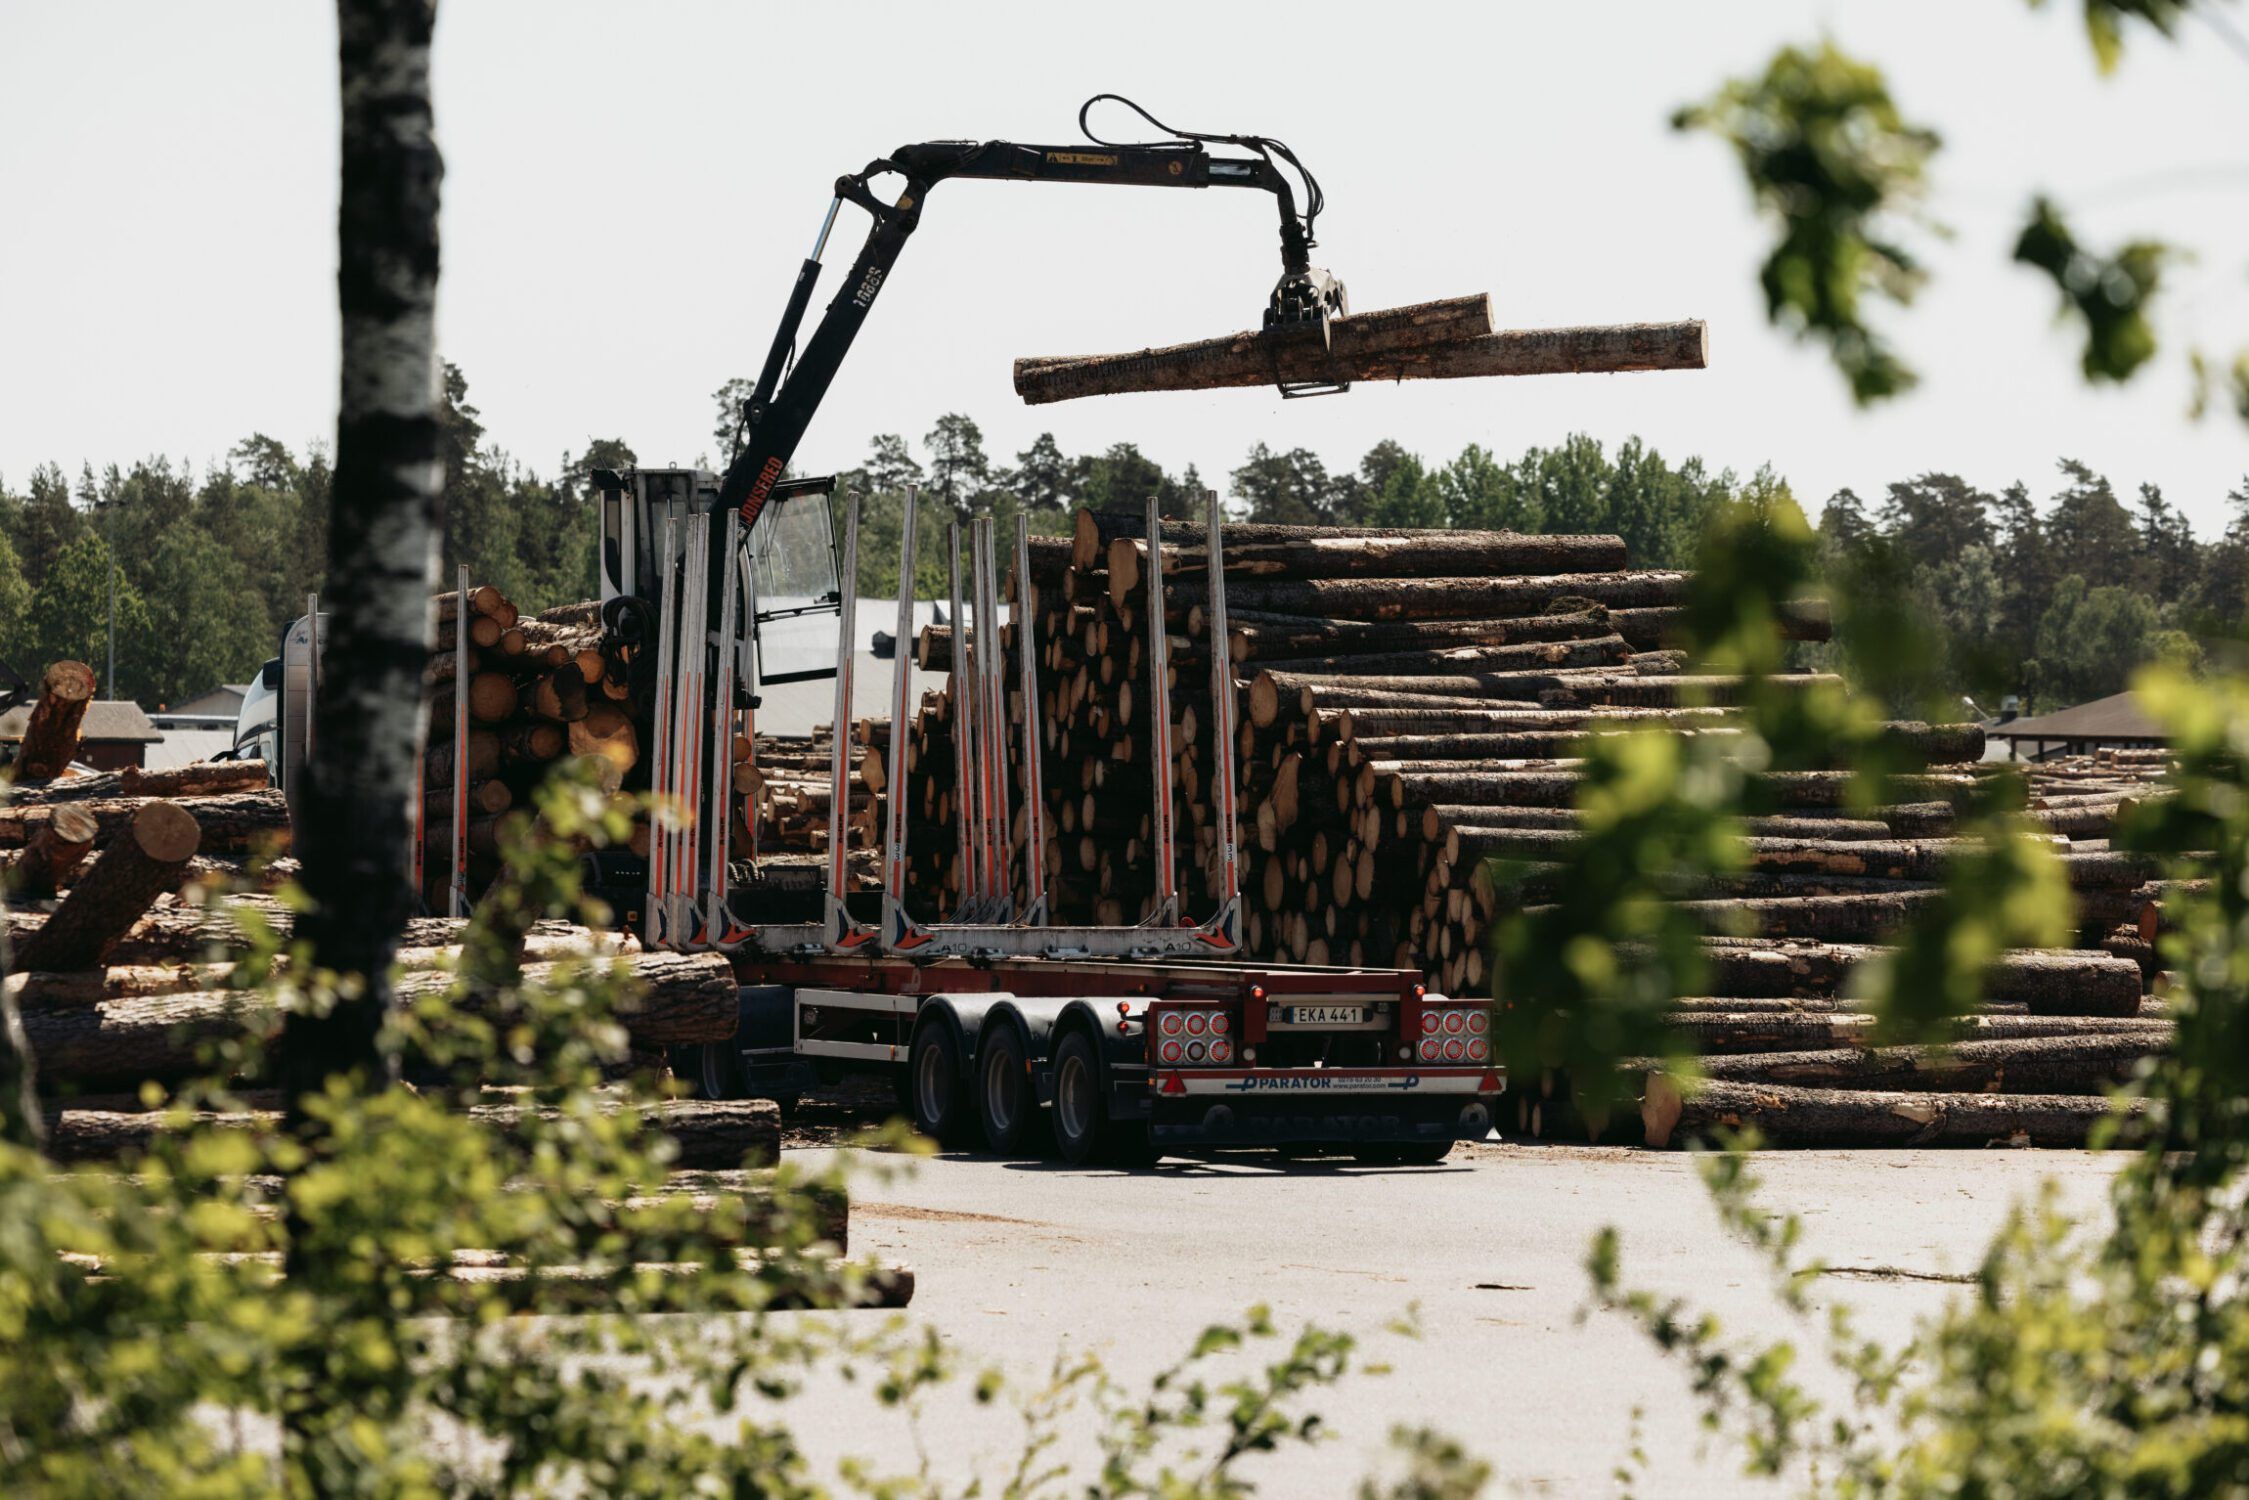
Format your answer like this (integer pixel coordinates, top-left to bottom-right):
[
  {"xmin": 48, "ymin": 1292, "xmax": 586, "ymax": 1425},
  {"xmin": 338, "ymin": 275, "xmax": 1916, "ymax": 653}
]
[
  {"xmin": 1677, "ymin": 1032, "xmax": 2160, "ymax": 1094},
  {"xmin": 2, "ymin": 760, "xmax": 271, "ymax": 806},
  {"xmin": 1019, "ymin": 314, "xmax": 1707, "ymax": 404},
  {"xmin": 1014, "ymin": 294, "xmax": 1495, "ymax": 405},
  {"xmin": 1177, "ymin": 570, "xmax": 1692, "ymax": 623},
  {"xmin": 1608, "ymin": 601, "xmax": 1833, "ymax": 649},
  {"xmin": 1642, "ymin": 1076, "xmax": 2142, "ymax": 1149},
  {"xmin": 16, "ymin": 950, "xmax": 739, "ymax": 1086},
  {"xmin": 0, "ymin": 791, "xmax": 290, "ymax": 857},
  {"xmin": 39, "ymin": 1097, "xmax": 780, "ymax": 1168},
  {"xmin": 10, "ymin": 660, "xmax": 97, "ymax": 783},
  {"xmin": 1661, "ymin": 1011, "xmax": 2169, "ymax": 1056},
  {"xmin": 1117, "ymin": 530, "xmax": 1629, "ymax": 592},
  {"xmin": 1693, "ymin": 941, "xmax": 2147, "ymax": 1016},
  {"xmin": 1251, "ymin": 635, "xmax": 1635, "ymax": 681},
  {"xmin": 15, "ymin": 803, "xmax": 202, "ymax": 971},
  {"xmin": 3, "ymin": 803, "xmax": 100, "ymax": 900},
  {"xmin": 1228, "ymin": 610, "xmax": 1619, "ymax": 662},
  {"xmin": 1072, "ymin": 511, "xmax": 1573, "ymax": 569}
]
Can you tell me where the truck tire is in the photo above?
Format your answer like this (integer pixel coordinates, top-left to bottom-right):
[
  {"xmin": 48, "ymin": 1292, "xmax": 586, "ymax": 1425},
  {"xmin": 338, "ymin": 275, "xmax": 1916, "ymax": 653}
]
[
  {"xmin": 907, "ymin": 1020, "xmax": 971, "ymax": 1146},
  {"xmin": 1051, "ymin": 1030, "xmax": 1157, "ymax": 1168},
  {"xmin": 669, "ymin": 1042, "xmax": 743, "ymax": 1100},
  {"xmin": 977, "ymin": 1023, "xmax": 1046, "ymax": 1156}
]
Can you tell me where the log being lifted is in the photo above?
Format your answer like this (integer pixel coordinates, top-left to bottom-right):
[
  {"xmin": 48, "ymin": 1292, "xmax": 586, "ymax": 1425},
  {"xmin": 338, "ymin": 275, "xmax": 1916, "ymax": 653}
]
[
  {"xmin": 1641, "ymin": 1076, "xmax": 2143, "ymax": 1150},
  {"xmin": 14, "ymin": 802, "xmax": 202, "ymax": 972},
  {"xmin": 9, "ymin": 660, "xmax": 97, "ymax": 784},
  {"xmin": 1015, "ymin": 298, "xmax": 1707, "ymax": 405}
]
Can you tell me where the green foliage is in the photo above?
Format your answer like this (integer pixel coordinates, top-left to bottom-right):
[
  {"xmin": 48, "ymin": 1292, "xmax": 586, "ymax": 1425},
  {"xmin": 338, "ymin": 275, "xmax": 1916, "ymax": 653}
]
[
  {"xmin": 1815, "ymin": 458, "xmax": 2236, "ymax": 715},
  {"xmin": 2029, "ymin": 0, "xmax": 2202, "ymax": 71},
  {"xmin": 1573, "ymin": 602, "xmax": 2249, "ymax": 1497},
  {"xmin": 24, "ymin": 534, "xmax": 158, "ymax": 695},
  {"xmin": 1675, "ymin": 41, "xmax": 1939, "ymax": 403},
  {"xmin": 1490, "ymin": 493, "xmax": 1855, "ymax": 1116},
  {"xmin": 2013, "ymin": 195, "xmax": 2174, "ymax": 383},
  {"xmin": 0, "ymin": 770, "xmax": 897, "ymax": 1495}
]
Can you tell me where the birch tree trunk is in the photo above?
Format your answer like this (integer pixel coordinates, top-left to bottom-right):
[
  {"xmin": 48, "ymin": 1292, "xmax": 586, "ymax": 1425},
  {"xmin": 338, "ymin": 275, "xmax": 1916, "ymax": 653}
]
[{"xmin": 280, "ymin": 0, "xmax": 444, "ymax": 1102}]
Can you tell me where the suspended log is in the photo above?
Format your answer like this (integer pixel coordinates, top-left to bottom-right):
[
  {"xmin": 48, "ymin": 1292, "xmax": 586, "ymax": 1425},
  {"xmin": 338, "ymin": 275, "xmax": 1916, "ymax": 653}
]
[
  {"xmin": 3, "ymin": 802, "xmax": 100, "ymax": 900},
  {"xmin": 1676, "ymin": 1032, "xmax": 2160, "ymax": 1094},
  {"xmin": 1017, "ymin": 313, "xmax": 1707, "ymax": 404},
  {"xmin": 14, "ymin": 802, "xmax": 202, "ymax": 972},
  {"xmin": 1641, "ymin": 1076, "xmax": 2143, "ymax": 1150},
  {"xmin": 9, "ymin": 660, "xmax": 97, "ymax": 783},
  {"xmin": 1014, "ymin": 294, "xmax": 1495, "ymax": 405}
]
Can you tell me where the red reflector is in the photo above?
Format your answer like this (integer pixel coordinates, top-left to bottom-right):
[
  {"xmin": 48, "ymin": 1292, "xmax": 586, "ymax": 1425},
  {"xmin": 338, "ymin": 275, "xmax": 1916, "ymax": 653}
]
[
  {"xmin": 1480, "ymin": 1071, "xmax": 1503, "ymax": 1091},
  {"xmin": 1160, "ymin": 1072, "xmax": 1186, "ymax": 1095}
]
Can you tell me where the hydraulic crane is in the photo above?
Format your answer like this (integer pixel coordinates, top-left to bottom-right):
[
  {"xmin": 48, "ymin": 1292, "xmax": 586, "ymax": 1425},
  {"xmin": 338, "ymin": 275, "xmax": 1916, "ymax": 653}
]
[{"xmin": 575, "ymin": 97, "xmax": 1500, "ymax": 1164}]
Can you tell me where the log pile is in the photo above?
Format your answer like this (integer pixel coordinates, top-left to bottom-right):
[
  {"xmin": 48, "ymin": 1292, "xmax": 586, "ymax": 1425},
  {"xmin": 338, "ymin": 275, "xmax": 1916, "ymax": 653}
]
[
  {"xmin": 420, "ymin": 585, "xmax": 644, "ymax": 908},
  {"xmin": 890, "ymin": 507, "xmax": 2184, "ymax": 1149}
]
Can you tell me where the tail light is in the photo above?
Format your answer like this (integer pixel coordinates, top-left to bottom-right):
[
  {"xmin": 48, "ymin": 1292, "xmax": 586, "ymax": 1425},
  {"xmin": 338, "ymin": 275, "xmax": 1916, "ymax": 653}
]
[
  {"xmin": 1420, "ymin": 1012, "xmax": 1441, "ymax": 1037},
  {"xmin": 1442, "ymin": 1010, "xmax": 1466, "ymax": 1035},
  {"xmin": 1443, "ymin": 1037, "xmax": 1465, "ymax": 1062},
  {"xmin": 1418, "ymin": 1038, "xmax": 1440, "ymax": 1062},
  {"xmin": 1466, "ymin": 1036, "xmax": 1488, "ymax": 1062},
  {"xmin": 1151, "ymin": 1006, "xmax": 1233, "ymax": 1065}
]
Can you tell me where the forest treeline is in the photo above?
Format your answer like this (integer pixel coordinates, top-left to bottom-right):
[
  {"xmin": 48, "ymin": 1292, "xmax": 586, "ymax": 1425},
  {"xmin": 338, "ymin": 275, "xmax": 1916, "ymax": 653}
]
[{"xmin": 2, "ymin": 367, "xmax": 2238, "ymax": 714}]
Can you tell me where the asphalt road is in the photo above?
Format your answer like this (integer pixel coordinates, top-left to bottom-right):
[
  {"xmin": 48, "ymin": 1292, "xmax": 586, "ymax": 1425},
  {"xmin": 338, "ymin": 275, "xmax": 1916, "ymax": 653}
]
[{"xmin": 767, "ymin": 1134, "xmax": 2123, "ymax": 1496}]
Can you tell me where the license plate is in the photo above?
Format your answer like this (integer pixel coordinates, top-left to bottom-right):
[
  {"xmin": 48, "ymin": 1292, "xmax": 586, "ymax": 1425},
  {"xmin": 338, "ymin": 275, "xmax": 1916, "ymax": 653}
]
[{"xmin": 1282, "ymin": 1005, "xmax": 1366, "ymax": 1026}]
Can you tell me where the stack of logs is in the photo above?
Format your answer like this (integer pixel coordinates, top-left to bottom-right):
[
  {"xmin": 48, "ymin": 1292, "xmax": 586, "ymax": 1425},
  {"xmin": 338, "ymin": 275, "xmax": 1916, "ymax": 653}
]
[
  {"xmin": 732, "ymin": 722, "xmax": 888, "ymax": 899},
  {"xmin": 422, "ymin": 586, "xmax": 641, "ymax": 907},
  {"xmin": 896, "ymin": 509, "xmax": 2187, "ymax": 1149}
]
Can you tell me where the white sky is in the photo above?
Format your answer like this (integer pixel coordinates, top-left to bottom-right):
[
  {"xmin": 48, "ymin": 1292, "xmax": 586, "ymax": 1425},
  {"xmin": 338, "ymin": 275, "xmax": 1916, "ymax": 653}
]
[{"xmin": 3, "ymin": 2, "xmax": 2245, "ymax": 532}]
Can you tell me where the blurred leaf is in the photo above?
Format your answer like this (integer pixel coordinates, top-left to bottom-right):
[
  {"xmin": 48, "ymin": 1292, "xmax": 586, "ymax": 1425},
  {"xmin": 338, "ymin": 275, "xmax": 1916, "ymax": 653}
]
[
  {"xmin": 2013, "ymin": 195, "xmax": 2174, "ymax": 383},
  {"xmin": 2028, "ymin": 0, "xmax": 2201, "ymax": 70},
  {"xmin": 1675, "ymin": 41, "xmax": 1940, "ymax": 404}
]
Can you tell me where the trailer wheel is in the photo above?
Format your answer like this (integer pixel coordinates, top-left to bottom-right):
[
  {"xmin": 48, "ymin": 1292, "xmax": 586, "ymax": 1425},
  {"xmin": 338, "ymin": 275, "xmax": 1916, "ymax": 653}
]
[
  {"xmin": 1051, "ymin": 1030, "xmax": 1157, "ymax": 1168},
  {"xmin": 907, "ymin": 1021, "xmax": 970, "ymax": 1146},
  {"xmin": 977, "ymin": 1024, "xmax": 1045, "ymax": 1156}
]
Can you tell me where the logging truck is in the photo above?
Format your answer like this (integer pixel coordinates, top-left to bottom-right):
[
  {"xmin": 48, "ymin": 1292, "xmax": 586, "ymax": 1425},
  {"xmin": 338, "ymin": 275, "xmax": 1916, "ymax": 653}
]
[{"xmin": 298, "ymin": 98, "xmax": 1501, "ymax": 1164}]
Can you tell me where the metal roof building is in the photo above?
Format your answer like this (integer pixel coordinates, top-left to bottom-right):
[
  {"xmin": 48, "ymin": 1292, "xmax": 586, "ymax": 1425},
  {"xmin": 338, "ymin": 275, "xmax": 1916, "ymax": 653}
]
[{"xmin": 1986, "ymin": 690, "xmax": 2162, "ymax": 761}]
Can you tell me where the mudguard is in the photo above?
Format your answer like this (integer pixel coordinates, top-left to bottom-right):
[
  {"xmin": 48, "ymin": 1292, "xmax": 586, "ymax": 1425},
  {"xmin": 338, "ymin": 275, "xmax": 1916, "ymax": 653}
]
[{"xmin": 911, "ymin": 991, "xmax": 1016, "ymax": 1085}]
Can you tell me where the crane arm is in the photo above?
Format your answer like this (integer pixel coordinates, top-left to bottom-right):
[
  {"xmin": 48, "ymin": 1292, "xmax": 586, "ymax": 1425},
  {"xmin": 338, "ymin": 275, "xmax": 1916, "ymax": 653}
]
[{"xmin": 717, "ymin": 96, "xmax": 1345, "ymax": 531}]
